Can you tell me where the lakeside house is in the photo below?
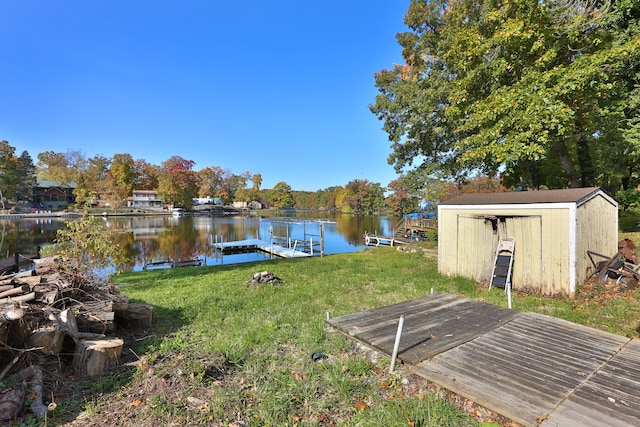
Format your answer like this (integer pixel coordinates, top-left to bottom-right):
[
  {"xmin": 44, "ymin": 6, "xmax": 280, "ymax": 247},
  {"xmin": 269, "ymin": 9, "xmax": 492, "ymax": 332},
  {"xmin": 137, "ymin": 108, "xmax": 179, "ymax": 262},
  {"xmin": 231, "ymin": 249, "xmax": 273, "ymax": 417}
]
[
  {"xmin": 126, "ymin": 190, "xmax": 164, "ymax": 211},
  {"xmin": 31, "ymin": 180, "xmax": 77, "ymax": 209}
]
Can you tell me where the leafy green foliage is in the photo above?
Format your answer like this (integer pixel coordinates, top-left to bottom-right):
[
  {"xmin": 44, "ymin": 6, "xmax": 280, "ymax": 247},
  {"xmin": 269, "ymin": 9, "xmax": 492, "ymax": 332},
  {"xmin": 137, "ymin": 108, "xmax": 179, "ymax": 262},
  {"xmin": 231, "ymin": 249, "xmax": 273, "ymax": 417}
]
[
  {"xmin": 269, "ymin": 181, "xmax": 295, "ymax": 208},
  {"xmin": 0, "ymin": 140, "xmax": 35, "ymax": 202},
  {"xmin": 371, "ymin": 0, "xmax": 640, "ymax": 192},
  {"xmin": 44, "ymin": 214, "xmax": 124, "ymax": 285}
]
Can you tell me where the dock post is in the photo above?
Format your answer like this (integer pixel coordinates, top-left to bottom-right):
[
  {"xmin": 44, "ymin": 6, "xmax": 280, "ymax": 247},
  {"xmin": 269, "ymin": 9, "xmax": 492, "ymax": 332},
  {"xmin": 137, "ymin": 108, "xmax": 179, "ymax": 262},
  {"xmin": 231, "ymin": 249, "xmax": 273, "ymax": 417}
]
[
  {"xmin": 320, "ymin": 223, "xmax": 325, "ymax": 257},
  {"xmin": 389, "ymin": 315, "xmax": 405, "ymax": 374},
  {"xmin": 310, "ymin": 237, "xmax": 313, "ymax": 256}
]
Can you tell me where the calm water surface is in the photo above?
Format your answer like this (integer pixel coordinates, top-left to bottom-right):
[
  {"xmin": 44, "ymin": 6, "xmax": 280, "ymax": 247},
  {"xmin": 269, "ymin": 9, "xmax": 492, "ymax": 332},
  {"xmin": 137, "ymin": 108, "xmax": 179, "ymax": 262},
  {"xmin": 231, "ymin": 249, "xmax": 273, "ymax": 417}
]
[{"xmin": 1, "ymin": 212, "xmax": 400, "ymax": 271}]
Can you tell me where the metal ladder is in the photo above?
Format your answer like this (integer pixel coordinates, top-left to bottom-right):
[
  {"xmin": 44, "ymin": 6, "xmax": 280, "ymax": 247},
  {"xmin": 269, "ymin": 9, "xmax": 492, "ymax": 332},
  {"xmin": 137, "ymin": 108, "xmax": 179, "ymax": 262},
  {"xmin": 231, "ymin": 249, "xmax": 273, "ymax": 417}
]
[{"xmin": 489, "ymin": 238, "xmax": 515, "ymax": 292}]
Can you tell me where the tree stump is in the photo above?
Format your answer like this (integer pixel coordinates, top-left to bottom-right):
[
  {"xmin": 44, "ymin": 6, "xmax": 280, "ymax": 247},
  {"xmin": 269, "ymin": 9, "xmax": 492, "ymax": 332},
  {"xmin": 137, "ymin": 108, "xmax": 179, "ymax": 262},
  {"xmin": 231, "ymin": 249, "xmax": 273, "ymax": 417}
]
[
  {"xmin": 73, "ymin": 338, "xmax": 124, "ymax": 376},
  {"xmin": 30, "ymin": 325, "xmax": 65, "ymax": 354},
  {"xmin": 115, "ymin": 303, "xmax": 154, "ymax": 329}
]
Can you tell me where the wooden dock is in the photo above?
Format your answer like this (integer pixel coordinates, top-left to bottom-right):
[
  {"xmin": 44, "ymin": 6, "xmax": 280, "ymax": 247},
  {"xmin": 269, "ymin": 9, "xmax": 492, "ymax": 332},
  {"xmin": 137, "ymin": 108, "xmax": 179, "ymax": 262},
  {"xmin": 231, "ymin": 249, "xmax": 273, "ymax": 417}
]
[
  {"xmin": 214, "ymin": 239, "xmax": 312, "ymax": 259},
  {"xmin": 0, "ymin": 253, "xmax": 38, "ymax": 275},
  {"xmin": 327, "ymin": 293, "xmax": 640, "ymax": 426},
  {"xmin": 363, "ymin": 234, "xmax": 411, "ymax": 247}
]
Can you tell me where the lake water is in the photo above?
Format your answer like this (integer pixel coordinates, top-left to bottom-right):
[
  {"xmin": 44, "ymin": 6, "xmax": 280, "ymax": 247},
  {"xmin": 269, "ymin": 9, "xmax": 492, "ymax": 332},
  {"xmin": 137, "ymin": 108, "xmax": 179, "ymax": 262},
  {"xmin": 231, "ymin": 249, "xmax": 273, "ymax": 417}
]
[{"xmin": 1, "ymin": 212, "xmax": 400, "ymax": 271}]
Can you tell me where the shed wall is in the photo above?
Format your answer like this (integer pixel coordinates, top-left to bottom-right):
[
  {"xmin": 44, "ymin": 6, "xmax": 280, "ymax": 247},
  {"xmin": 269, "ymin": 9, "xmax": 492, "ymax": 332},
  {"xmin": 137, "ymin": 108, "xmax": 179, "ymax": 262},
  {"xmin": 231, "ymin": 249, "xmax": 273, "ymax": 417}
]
[
  {"xmin": 438, "ymin": 206, "xmax": 572, "ymax": 294},
  {"xmin": 575, "ymin": 195, "xmax": 618, "ymax": 289}
]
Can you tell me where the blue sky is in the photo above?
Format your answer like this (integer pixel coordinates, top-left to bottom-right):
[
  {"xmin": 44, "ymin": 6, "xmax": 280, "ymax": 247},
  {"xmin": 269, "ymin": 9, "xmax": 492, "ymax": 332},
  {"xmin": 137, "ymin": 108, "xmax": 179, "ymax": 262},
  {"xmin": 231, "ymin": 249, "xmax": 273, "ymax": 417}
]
[{"xmin": 0, "ymin": 1, "xmax": 409, "ymax": 191}]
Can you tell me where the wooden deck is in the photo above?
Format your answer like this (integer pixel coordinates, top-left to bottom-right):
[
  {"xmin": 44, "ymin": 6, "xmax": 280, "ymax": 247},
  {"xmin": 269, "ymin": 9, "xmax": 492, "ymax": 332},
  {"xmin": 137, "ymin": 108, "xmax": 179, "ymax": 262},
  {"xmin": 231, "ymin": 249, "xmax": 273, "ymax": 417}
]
[{"xmin": 326, "ymin": 293, "xmax": 640, "ymax": 426}]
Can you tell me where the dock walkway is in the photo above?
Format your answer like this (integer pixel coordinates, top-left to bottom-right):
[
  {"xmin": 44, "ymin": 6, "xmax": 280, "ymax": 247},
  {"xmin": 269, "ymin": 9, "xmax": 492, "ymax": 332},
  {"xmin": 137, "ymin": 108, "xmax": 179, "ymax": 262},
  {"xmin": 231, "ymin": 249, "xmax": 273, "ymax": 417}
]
[
  {"xmin": 214, "ymin": 239, "xmax": 312, "ymax": 259},
  {"xmin": 327, "ymin": 293, "xmax": 640, "ymax": 426}
]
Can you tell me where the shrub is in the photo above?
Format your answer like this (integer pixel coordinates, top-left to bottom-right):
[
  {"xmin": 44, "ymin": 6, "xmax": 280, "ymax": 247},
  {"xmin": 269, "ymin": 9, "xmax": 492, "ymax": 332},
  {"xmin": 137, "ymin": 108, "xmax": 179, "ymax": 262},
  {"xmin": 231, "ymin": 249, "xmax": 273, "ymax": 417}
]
[
  {"xmin": 43, "ymin": 214, "xmax": 124, "ymax": 285},
  {"xmin": 619, "ymin": 209, "xmax": 640, "ymax": 232}
]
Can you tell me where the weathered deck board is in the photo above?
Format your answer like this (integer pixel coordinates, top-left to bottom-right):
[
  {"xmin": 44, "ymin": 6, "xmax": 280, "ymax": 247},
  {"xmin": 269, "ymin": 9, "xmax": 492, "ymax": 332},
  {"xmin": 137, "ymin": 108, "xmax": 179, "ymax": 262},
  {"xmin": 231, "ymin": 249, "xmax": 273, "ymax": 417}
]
[
  {"xmin": 546, "ymin": 339, "xmax": 640, "ymax": 427},
  {"xmin": 327, "ymin": 293, "xmax": 638, "ymax": 427},
  {"xmin": 327, "ymin": 293, "xmax": 519, "ymax": 365},
  {"xmin": 413, "ymin": 313, "xmax": 628, "ymax": 426}
]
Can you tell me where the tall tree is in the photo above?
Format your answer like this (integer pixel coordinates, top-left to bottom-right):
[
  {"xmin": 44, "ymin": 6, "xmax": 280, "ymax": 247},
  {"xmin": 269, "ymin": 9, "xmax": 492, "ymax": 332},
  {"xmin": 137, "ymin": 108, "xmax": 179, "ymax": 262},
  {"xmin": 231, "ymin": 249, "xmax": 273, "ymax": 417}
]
[
  {"xmin": 338, "ymin": 179, "xmax": 385, "ymax": 214},
  {"xmin": 198, "ymin": 166, "xmax": 234, "ymax": 202},
  {"xmin": 110, "ymin": 153, "xmax": 136, "ymax": 199},
  {"xmin": 371, "ymin": 0, "xmax": 640, "ymax": 191},
  {"xmin": 386, "ymin": 176, "xmax": 420, "ymax": 215},
  {"xmin": 157, "ymin": 156, "xmax": 199, "ymax": 207},
  {"xmin": 14, "ymin": 150, "xmax": 36, "ymax": 202},
  {"xmin": 0, "ymin": 141, "xmax": 35, "ymax": 202},
  {"xmin": 133, "ymin": 159, "xmax": 160, "ymax": 190},
  {"xmin": 270, "ymin": 181, "xmax": 294, "ymax": 208}
]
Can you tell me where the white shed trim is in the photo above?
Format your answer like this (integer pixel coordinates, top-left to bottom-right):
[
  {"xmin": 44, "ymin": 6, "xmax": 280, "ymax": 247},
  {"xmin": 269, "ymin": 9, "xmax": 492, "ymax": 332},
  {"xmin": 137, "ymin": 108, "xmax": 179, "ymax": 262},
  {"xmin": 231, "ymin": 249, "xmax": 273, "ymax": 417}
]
[
  {"xmin": 569, "ymin": 204, "xmax": 577, "ymax": 295},
  {"xmin": 439, "ymin": 202, "xmax": 577, "ymax": 211}
]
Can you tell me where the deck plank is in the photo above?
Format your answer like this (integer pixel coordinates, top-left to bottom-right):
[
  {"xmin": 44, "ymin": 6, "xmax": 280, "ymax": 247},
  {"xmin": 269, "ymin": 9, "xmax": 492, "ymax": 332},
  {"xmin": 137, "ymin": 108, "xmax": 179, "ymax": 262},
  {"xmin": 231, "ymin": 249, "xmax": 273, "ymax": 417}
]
[
  {"xmin": 327, "ymin": 293, "xmax": 519, "ymax": 365},
  {"xmin": 546, "ymin": 339, "xmax": 640, "ymax": 427},
  {"xmin": 413, "ymin": 313, "xmax": 628, "ymax": 426},
  {"xmin": 328, "ymin": 292, "xmax": 638, "ymax": 426}
]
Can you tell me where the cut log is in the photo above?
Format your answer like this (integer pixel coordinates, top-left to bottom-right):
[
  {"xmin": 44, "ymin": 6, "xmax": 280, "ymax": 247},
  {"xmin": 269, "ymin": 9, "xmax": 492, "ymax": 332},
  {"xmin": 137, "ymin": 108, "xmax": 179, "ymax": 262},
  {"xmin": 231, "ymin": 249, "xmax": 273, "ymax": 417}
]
[
  {"xmin": 0, "ymin": 284, "xmax": 13, "ymax": 292},
  {"xmin": 0, "ymin": 285, "xmax": 30, "ymax": 299},
  {"xmin": 115, "ymin": 302, "xmax": 155, "ymax": 329},
  {"xmin": 73, "ymin": 338, "xmax": 124, "ymax": 376},
  {"xmin": 112, "ymin": 294, "xmax": 129, "ymax": 312},
  {"xmin": 7, "ymin": 315, "xmax": 34, "ymax": 348},
  {"xmin": 76, "ymin": 300, "xmax": 115, "ymax": 334},
  {"xmin": 30, "ymin": 325, "xmax": 65, "ymax": 354},
  {"xmin": 0, "ymin": 292, "xmax": 35, "ymax": 304},
  {"xmin": 15, "ymin": 275, "xmax": 42, "ymax": 286}
]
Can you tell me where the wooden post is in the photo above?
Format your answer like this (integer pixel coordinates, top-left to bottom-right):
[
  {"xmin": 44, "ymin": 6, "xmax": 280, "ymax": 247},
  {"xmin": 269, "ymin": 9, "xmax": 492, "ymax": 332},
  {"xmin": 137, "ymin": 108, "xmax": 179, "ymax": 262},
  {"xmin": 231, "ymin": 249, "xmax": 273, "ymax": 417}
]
[{"xmin": 320, "ymin": 223, "xmax": 325, "ymax": 257}]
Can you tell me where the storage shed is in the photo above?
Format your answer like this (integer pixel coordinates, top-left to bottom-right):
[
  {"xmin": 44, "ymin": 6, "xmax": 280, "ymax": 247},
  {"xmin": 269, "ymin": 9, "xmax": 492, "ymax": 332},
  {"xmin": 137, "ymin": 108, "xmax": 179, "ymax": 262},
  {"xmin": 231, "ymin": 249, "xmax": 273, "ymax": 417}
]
[{"xmin": 437, "ymin": 187, "xmax": 618, "ymax": 295}]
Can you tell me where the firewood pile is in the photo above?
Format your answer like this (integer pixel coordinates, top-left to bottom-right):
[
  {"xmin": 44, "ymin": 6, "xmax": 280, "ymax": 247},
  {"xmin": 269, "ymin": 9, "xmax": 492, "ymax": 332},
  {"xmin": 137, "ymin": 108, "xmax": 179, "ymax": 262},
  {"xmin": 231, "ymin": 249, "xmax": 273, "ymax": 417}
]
[{"xmin": 0, "ymin": 256, "xmax": 154, "ymax": 422}]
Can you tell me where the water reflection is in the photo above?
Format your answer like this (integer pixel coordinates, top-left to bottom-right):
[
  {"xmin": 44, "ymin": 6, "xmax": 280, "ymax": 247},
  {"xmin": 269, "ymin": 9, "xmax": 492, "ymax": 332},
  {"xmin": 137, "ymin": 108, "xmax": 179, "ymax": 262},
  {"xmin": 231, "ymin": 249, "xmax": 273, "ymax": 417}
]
[{"xmin": 0, "ymin": 212, "xmax": 400, "ymax": 271}]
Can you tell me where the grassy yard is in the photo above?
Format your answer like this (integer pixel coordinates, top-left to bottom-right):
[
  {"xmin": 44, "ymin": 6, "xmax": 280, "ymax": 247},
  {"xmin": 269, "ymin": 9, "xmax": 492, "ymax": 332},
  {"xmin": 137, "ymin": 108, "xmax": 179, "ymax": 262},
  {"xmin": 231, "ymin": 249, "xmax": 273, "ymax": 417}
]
[{"xmin": 52, "ymin": 238, "xmax": 640, "ymax": 426}]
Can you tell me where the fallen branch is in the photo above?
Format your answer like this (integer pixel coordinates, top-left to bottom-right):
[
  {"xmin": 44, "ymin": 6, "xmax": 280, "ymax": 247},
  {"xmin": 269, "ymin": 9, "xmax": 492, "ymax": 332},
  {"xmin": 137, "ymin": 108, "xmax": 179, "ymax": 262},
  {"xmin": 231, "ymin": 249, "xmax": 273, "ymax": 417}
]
[{"xmin": 7, "ymin": 366, "xmax": 56, "ymax": 419}]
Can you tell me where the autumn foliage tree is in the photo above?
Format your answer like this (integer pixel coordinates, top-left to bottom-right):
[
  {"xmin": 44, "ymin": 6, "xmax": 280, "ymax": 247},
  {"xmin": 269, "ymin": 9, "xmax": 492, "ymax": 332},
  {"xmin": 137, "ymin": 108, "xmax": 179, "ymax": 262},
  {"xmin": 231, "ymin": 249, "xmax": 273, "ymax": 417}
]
[{"xmin": 157, "ymin": 156, "xmax": 199, "ymax": 208}]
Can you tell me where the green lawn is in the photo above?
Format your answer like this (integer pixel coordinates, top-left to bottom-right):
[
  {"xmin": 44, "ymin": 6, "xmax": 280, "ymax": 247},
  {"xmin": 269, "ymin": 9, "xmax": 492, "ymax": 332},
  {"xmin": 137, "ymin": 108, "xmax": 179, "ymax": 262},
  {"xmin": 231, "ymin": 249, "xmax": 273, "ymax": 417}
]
[{"xmin": 55, "ymin": 242, "xmax": 640, "ymax": 426}]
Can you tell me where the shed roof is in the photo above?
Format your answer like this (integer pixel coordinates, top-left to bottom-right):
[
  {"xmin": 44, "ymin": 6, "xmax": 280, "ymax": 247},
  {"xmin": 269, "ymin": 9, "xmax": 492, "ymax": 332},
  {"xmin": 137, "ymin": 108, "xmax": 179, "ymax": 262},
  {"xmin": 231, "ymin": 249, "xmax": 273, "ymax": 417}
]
[{"xmin": 439, "ymin": 187, "xmax": 616, "ymax": 207}]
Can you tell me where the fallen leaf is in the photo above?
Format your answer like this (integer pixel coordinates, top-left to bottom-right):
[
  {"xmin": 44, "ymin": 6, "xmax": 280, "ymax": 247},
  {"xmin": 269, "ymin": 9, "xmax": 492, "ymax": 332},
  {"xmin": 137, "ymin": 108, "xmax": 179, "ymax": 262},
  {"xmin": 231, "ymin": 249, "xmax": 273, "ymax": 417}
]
[
  {"xmin": 536, "ymin": 414, "xmax": 548, "ymax": 423},
  {"xmin": 354, "ymin": 400, "xmax": 369, "ymax": 411},
  {"xmin": 404, "ymin": 413, "xmax": 415, "ymax": 427},
  {"xmin": 130, "ymin": 399, "xmax": 143, "ymax": 407}
]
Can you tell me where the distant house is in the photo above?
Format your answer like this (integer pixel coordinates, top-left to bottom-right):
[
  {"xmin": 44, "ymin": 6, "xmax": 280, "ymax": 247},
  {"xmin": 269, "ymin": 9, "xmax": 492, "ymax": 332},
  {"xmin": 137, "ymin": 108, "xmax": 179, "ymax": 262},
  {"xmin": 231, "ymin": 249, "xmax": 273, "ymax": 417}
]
[
  {"xmin": 32, "ymin": 180, "xmax": 76, "ymax": 209},
  {"xmin": 233, "ymin": 200, "xmax": 268, "ymax": 209},
  {"xmin": 127, "ymin": 190, "xmax": 164, "ymax": 211},
  {"xmin": 248, "ymin": 200, "xmax": 268, "ymax": 210},
  {"xmin": 193, "ymin": 197, "xmax": 224, "ymax": 206}
]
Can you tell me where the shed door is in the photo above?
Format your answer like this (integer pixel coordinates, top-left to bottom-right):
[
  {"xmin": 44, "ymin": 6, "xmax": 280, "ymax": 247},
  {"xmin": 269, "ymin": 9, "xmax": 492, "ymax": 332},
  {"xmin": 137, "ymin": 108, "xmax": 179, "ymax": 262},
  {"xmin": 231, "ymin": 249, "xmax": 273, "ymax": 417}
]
[
  {"xmin": 456, "ymin": 216, "xmax": 497, "ymax": 283},
  {"xmin": 502, "ymin": 216, "xmax": 543, "ymax": 291}
]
